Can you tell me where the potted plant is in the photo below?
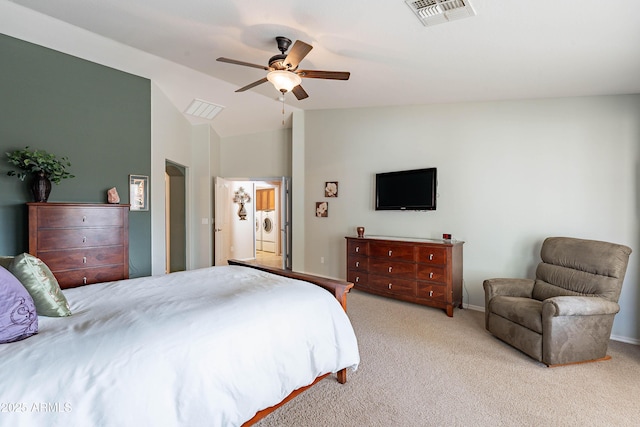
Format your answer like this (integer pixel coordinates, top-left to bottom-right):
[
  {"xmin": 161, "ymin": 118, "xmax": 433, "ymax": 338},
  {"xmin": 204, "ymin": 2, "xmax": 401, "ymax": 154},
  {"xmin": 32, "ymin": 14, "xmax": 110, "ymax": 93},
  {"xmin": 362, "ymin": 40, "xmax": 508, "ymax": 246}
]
[{"xmin": 5, "ymin": 146, "xmax": 75, "ymax": 202}]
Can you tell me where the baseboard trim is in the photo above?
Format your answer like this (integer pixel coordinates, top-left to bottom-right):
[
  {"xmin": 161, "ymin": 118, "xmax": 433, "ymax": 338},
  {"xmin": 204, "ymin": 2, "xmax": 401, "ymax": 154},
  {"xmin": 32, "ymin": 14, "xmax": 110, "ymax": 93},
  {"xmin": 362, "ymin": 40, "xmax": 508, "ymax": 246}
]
[{"xmin": 610, "ymin": 334, "xmax": 640, "ymax": 345}]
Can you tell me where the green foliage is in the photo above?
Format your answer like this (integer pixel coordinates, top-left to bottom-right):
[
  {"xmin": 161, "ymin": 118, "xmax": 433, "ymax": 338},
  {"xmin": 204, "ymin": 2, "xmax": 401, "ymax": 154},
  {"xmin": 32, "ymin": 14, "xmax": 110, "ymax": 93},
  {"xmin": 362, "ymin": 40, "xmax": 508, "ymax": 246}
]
[{"xmin": 6, "ymin": 146, "xmax": 75, "ymax": 185}]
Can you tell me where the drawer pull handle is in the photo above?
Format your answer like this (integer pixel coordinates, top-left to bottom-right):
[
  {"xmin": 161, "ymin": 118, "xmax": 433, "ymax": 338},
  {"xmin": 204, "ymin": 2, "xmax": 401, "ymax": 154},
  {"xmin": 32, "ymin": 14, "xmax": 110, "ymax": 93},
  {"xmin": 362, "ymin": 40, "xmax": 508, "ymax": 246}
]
[
  {"xmin": 429, "ymin": 272, "xmax": 434, "ymax": 279},
  {"xmin": 355, "ymin": 261, "xmax": 360, "ymax": 267},
  {"xmin": 83, "ymin": 256, "xmax": 87, "ymax": 264},
  {"xmin": 429, "ymin": 253, "xmax": 434, "ymax": 260},
  {"xmin": 355, "ymin": 277, "xmax": 360, "ymax": 283},
  {"xmin": 82, "ymin": 215, "xmax": 86, "ymax": 222},
  {"xmin": 388, "ymin": 250, "xmax": 392, "ymax": 257},
  {"xmin": 388, "ymin": 283, "xmax": 392, "ymax": 290},
  {"xmin": 82, "ymin": 236, "xmax": 87, "ymax": 243},
  {"xmin": 83, "ymin": 277, "xmax": 87, "ymax": 285},
  {"xmin": 388, "ymin": 266, "xmax": 393, "ymax": 273},
  {"xmin": 429, "ymin": 290, "xmax": 433, "ymax": 297},
  {"xmin": 355, "ymin": 246, "xmax": 360, "ymax": 253}
]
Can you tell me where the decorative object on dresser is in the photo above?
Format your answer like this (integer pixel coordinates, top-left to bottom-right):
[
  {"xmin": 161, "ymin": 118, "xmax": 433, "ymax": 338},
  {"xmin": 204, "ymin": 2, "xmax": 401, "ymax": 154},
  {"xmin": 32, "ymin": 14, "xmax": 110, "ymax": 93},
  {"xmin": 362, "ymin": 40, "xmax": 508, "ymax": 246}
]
[
  {"xmin": 5, "ymin": 146, "xmax": 75, "ymax": 202},
  {"xmin": 356, "ymin": 226, "xmax": 365, "ymax": 238},
  {"xmin": 28, "ymin": 203, "xmax": 129, "ymax": 289},
  {"xmin": 107, "ymin": 187, "xmax": 120, "ymax": 204},
  {"xmin": 346, "ymin": 236, "xmax": 464, "ymax": 317}
]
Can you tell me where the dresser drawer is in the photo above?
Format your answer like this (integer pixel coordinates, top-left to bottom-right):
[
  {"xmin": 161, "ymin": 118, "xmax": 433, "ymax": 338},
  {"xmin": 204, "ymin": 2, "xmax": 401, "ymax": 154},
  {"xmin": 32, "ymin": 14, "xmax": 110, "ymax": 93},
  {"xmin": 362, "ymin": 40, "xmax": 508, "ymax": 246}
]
[
  {"xmin": 369, "ymin": 259, "xmax": 416, "ymax": 277},
  {"xmin": 416, "ymin": 265, "xmax": 446, "ymax": 283},
  {"xmin": 369, "ymin": 243, "xmax": 415, "ymax": 261},
  {"xmin": 37, "ymin": 228, "xmax": 124, "ymax": 250},
  {"xmin": 417, "ymin": 282, "xmax": 446, "ymax": 301},
  {"xmin": 417, "ymin": 246, "xmax": 447, "ymax": 265},
  {"xmin": 36, "ymin": 206, "xmax": 125, "ymax": 228},
  {"xmin": 347, "ymin": 255, "xmax": 368, "ymax": 271},
  {"xmin": 54, "ymin": 265, "xmax": 126, "ymax": 289},
  {"xmin": 37, "ymin": 246, "xmax": 125, "ymax": 270},
  {"xmin": 347, "ymin": 270, "xmax": 369, "ymax": 287},
  {"xmin": 347, "ymin": 239, "xmax": 369, "ymax": 256},
  {"xmin": 369, "ymin": 275, "xmax": 416, "ymax": 297}
]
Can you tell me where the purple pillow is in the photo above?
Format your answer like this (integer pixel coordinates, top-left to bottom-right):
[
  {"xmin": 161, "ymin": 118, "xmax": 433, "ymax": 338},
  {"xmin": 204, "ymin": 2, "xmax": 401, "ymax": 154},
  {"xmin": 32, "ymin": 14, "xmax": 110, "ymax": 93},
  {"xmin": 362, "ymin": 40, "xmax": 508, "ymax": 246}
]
[{"xmin": 0, "ymin": 266, "xmax": 38, "ymax": 343}]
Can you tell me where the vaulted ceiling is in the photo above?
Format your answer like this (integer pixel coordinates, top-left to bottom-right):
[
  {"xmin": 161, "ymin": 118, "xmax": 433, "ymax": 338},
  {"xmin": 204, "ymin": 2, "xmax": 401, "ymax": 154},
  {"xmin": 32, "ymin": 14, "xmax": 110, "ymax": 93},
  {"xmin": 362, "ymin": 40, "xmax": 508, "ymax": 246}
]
[{"xmin": 6, "ymin": 0, "xmax": 640, "ymax": 137}]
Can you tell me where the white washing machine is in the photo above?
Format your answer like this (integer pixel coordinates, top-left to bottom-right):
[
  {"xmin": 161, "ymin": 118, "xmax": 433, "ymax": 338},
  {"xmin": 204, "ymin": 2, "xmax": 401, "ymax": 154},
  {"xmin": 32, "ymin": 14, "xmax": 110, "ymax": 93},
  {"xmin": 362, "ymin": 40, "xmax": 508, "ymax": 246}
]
[
  {"xmin": 255, "ymin": 211, "xmax": 263, "ymax": 251},
  {"xmin": 261, "ymin": 210, "xmax": 276, "ymax": 253}
]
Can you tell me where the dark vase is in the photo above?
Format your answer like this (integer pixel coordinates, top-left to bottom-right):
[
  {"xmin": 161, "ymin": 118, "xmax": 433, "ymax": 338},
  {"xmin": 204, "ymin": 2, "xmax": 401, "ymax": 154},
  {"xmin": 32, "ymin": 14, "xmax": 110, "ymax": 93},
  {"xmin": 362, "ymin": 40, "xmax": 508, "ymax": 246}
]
[
  {"xmin": 31, "ymin": 172, "xmax": 52, "ymax": 202},
  {"xmin": 237, "ymin": 202, "xmax": 248, "ymax": 220}
]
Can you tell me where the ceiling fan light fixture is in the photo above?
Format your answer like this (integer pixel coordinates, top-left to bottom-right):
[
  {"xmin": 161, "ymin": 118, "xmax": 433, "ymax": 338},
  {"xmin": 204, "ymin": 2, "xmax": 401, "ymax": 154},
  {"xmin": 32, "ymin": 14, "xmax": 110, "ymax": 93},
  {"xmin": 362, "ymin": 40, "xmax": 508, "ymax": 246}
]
[{"xmin": 267, "ymin": 70, "xmax": 302, "ymax": 93}]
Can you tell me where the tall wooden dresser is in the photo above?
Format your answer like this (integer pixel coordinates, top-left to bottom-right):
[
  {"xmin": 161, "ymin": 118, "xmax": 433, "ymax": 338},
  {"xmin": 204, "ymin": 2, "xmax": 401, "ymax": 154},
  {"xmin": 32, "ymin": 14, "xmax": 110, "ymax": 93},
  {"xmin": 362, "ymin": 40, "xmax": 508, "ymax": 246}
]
[
  {"xmin": 28, "ymin": 203, "xmax": 129, "ymax": 289},
  {"xmin": 345, "ymin": 236, "xmax": 464, "ymax": 317}
]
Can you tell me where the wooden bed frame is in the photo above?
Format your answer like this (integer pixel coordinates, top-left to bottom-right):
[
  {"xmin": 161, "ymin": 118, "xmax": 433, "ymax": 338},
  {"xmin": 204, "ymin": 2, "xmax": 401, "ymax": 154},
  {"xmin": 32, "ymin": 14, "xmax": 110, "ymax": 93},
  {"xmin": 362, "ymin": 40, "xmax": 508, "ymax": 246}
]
[{"xmin": 227, "ymin": 259, "xmax": 354, "ymax": 426}]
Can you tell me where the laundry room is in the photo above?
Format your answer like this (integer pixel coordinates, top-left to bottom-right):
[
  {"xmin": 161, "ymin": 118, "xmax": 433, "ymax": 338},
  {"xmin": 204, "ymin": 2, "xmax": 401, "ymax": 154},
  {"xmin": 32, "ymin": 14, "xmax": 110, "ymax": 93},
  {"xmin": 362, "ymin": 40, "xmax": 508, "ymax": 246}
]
[{"xmin": 224, "ymin": 180, "xmax": 283, "ymax": 268}]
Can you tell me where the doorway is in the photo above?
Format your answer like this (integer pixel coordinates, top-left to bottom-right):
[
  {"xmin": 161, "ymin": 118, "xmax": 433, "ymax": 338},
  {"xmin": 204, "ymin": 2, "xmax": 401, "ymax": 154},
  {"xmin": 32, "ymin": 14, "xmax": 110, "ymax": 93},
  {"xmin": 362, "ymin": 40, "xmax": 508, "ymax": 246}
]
[
  {"xmin": 214, "ymin": 177, "xmax": 291, "ymax": 269},
  {"xmin": 165, "ymin": 161, "xmax": 186, "ymax": 273}
]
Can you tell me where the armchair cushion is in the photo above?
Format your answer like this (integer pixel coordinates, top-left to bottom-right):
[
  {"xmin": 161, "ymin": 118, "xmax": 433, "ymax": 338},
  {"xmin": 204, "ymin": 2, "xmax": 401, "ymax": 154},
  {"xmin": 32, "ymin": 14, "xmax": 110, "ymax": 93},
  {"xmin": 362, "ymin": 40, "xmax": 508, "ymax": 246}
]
[
  {"xmin": 489, "ymin": 296, "xmax": 542, "ymax": 333},
  {"xmin": 533, "ymin": 237, "xmax": 631, "ymax": 302}
]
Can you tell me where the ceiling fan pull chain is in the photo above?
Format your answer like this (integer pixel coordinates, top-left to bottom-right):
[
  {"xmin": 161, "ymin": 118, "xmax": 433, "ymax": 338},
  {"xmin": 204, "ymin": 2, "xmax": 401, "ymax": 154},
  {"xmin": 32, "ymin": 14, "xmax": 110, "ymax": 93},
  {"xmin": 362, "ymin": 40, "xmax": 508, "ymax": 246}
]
[{"xmin": 281, "ymin": 90, "xmax": 286, "ymax": 125}]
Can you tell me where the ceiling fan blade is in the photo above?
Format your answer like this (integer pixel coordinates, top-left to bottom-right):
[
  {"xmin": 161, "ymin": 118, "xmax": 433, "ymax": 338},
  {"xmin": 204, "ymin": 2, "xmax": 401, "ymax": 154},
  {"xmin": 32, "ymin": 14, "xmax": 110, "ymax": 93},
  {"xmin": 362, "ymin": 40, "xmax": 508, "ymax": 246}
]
[
  {"xmin": 297, "ymin": 70, "xmax": 350, "ymax": 80},
  {"xmin": 217, "ymin": 57, "xmax": 269, "ymax": 71},
  {"xmin": 292, "ymin": 85, "xmax": 309, "ymax": 100},
  {"xmin": 283, "ymin": 40, "xmax": 313, "ymax": 70},
  {"xmin": 235, "ymin": 77, "xmax": 269, "ymax": 92}
]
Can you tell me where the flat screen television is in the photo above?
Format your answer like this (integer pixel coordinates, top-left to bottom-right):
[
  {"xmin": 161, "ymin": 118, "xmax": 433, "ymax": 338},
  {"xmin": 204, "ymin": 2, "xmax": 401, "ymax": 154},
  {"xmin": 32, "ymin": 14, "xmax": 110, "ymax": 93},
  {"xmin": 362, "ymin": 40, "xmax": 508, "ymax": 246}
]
[{"xmin": 375, "ymin": 167, "xmax": 437, "ymax": 211}]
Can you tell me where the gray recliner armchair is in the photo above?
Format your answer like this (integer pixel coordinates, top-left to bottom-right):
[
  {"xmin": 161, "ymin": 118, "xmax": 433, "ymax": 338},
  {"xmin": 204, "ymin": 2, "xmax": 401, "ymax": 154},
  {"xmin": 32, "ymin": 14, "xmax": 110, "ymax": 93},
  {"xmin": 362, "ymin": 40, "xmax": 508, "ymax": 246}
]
[{"xmin": 483, "ymin": 237, "xmax": 632, "ymax": 366}]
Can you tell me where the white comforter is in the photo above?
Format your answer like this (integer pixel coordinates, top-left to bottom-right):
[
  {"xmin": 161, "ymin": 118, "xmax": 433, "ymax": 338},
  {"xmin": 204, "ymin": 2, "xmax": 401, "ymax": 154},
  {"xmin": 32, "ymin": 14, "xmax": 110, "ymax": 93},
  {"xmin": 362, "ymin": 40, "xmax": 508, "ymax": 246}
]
[{"xmin": 0, "ymin": 266, "xmax": 359, "ymax": 427}]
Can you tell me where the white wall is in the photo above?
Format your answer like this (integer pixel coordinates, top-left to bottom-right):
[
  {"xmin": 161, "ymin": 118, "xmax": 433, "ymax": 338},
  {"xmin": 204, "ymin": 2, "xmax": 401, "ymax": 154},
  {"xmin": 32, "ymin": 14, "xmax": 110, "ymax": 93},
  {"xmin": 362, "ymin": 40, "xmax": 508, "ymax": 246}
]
[
  {"xmin": 220, "ymin": 128, "xmax": 292, "ymax": 178},
  {"xmin": 300, "ymin": 95, "xmax": 640, "ymax": 342},
  {"xmin": 151, "ymin": 85, "xmax": 215, "ymax": 274},
  {"xmin": 190, "ymin": 124, "xmax": 214, "ymax": 270}
]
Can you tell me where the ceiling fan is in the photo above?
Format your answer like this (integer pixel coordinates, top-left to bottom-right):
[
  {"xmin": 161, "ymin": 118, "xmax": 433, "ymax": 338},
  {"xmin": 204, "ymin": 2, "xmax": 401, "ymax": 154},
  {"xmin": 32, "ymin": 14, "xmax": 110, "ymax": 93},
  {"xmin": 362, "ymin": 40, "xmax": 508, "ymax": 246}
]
[{"xmin": 217, "ymin": 36, "xmax": 350, "ymax": 100}]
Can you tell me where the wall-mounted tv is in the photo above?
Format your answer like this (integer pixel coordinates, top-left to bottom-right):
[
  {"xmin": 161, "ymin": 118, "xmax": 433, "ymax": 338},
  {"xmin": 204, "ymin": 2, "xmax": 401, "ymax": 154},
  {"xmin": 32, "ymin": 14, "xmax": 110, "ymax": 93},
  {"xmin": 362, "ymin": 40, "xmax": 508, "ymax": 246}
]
[{"xmin": 375, "ymin": 167, "xmax": 437, "ymax": 211}]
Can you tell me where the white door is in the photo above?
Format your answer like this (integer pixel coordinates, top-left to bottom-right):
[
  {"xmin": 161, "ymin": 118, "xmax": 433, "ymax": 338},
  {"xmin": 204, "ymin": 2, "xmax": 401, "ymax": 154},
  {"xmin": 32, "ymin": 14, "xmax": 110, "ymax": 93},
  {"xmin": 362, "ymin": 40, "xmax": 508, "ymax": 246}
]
[{"xmin": 214, "ymin": 177, "xmax": 231, "ymax": 265}]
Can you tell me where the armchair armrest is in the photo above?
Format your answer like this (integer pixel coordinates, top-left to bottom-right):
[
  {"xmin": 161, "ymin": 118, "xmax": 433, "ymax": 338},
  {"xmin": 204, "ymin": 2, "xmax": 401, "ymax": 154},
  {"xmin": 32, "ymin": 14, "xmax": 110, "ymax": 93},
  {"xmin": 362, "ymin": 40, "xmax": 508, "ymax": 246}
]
[
  {"xmin": 483, "ymin": 278, "xmax": 534, "ymax": 329},
  {"xmin": 542, "ymin": 296, "xmax": 620, "ymax": 317},
  {"xmin": 483, "ymin": 278, "xmax": 535, "ymax": 300}
]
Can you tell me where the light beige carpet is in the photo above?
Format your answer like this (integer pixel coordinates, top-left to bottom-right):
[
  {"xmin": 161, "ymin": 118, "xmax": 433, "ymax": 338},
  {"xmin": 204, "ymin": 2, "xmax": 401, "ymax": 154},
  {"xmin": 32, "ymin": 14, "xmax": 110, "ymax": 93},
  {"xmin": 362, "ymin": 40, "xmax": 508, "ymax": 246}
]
[{"xmin": 256, "ymin": 290, "xmax": 640, "ymax": 427}]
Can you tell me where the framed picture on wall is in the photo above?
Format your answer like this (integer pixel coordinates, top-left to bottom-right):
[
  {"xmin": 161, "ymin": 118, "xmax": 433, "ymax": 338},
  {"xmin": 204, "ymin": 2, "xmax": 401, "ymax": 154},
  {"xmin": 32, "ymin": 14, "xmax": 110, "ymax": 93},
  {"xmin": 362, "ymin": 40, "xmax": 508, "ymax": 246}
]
[
  {"xmin": 129, "ymin": 174, "xmax": 149, "ymax": 211},
  {"xmin": 316, "ymin": 201, "xmax": 328, "ymax": 217},
  {"xmin": 325, "ymin": 181, "xmax": 338, "ymax": 197}
]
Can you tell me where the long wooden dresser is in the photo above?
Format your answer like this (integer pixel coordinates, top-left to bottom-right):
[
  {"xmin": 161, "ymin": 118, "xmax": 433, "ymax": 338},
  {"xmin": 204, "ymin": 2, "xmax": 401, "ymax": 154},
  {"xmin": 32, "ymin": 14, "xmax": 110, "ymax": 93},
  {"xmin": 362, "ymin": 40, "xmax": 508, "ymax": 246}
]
[
  {"xmin": 28, "ymin": 203, "xmax": 129, "ymax": 289},
  {"xmin": 345, "ymin": 236, "xmax": 464, "ymax": 317}
]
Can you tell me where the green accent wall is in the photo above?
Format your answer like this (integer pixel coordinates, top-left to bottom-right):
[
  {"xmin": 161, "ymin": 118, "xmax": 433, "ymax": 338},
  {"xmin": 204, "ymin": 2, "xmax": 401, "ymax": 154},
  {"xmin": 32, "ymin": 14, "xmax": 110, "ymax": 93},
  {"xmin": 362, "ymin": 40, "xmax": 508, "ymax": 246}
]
[{"xmin": 0, "ymin": 34, "xmax": 151, "ymax": 277}]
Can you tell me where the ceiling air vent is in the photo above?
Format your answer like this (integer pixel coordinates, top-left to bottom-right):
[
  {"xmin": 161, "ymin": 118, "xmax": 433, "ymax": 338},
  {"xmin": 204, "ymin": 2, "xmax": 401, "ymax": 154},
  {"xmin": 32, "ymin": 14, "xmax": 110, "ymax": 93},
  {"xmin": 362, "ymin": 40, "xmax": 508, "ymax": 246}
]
[
  {"xmin": 406, "ymin": 0, "xmax": 476, "ymax": 27},
  {"xmin": 184, "ymin": 99, "xmax": 225, "ymax": 120}
]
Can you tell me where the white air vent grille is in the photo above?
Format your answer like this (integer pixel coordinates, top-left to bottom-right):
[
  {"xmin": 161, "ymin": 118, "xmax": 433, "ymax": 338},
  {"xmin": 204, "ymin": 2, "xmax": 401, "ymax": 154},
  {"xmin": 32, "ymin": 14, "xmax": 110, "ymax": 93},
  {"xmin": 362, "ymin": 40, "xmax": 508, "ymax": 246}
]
[
  {"xmin": 184, "ymin": 99, "xmax": 224, "ymax": 120},
  {"xmin": 406, "ymin": 0, "xmax": 476, "ymax": 27}
]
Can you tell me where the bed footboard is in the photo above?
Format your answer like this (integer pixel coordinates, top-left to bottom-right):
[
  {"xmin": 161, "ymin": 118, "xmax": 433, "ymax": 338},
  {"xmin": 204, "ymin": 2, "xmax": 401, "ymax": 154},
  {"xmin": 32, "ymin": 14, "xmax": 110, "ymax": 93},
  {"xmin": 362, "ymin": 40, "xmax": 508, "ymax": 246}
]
[{"xmin": 227, "ymin": 259, "xmax": 354, "ymax": 312}]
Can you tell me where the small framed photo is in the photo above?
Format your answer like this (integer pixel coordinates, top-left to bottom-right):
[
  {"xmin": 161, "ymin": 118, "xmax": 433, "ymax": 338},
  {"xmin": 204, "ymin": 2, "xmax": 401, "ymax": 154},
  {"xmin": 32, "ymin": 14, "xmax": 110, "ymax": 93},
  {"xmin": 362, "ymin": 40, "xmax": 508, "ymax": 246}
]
[
  {"xmin": 129, "ymin": 174, "xmax": 149, "ymax": 211},
  {"xmin": 325, "ymin": 181, "xmax": 338, "ymax": 197},
  {"xmin": 316, "ymin": 201, "xmax": 328, "ymax": 217}
]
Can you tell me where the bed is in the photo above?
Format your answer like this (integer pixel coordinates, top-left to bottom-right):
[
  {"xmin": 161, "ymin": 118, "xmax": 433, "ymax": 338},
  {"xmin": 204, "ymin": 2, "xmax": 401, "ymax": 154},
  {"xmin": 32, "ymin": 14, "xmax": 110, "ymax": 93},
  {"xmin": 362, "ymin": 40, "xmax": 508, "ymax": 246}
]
[{"xmin": 0, "ymin": 259, "xmax": 360, "ymax": 427}]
